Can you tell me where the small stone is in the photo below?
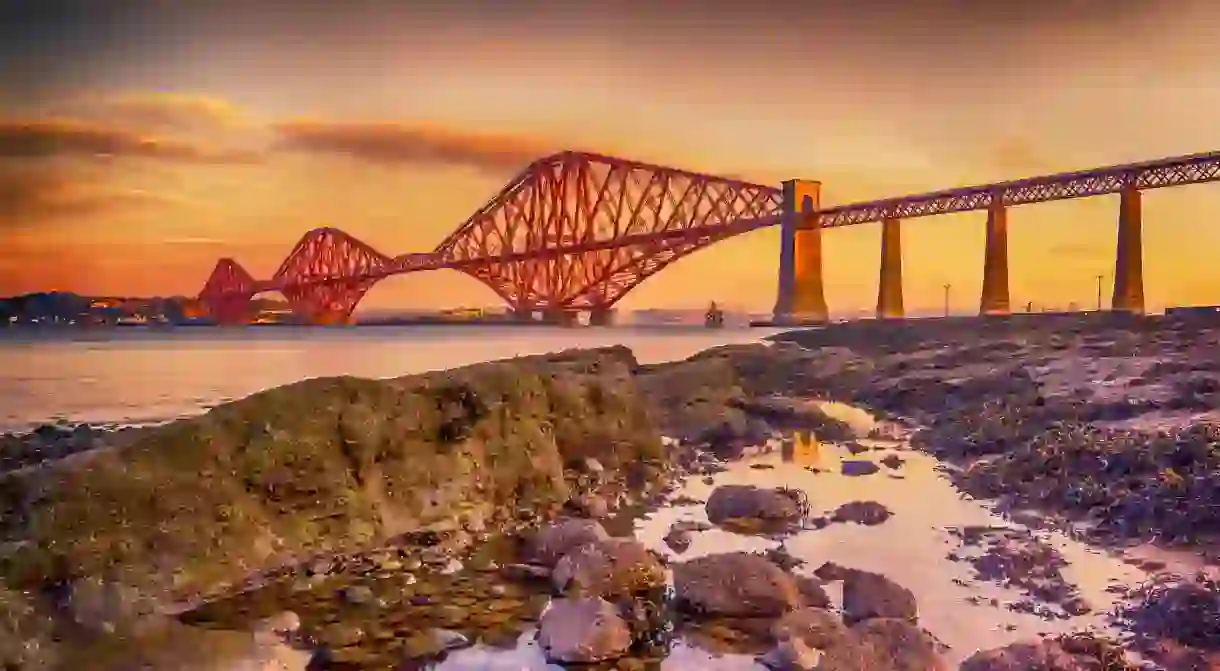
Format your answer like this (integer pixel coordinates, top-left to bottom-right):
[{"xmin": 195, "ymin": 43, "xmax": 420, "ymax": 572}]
[
  {"xmin": 252, "ymin": 611, "xmax": 301, "ymax": 637},
  {"xmin": 378, "ymin": 558, "xmax": 404, "ymax": 572},
  {"xmin": 664, "ymin": 528, "xmax": 692, "ymax": 553},
  {"xmin": 760, "ymin": 636, "xmax": 824, "ymax": 671},
  {"xmin": 320, "ymin": 622, "xmax": 366, "ymax": 647},
  {"xmin": 503, "ymin": 563, "xmax": 552, "ymax": 581},
  {"xmin": 340, "ymin": 585, "xmax": 374, "ymax": 605},
  {"xmin": 403, "ymin": 628, "xmax": 470, "ymax": 658},
  {"xmin": 841, "ymin": 460, "xmax": 880, "ymax": 477}
]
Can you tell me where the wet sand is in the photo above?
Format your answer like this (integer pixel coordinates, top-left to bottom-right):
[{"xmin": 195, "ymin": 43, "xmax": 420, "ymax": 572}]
[{"xmin": 436, "ymin": 402, "xmax": 1163, "ymax": 669}]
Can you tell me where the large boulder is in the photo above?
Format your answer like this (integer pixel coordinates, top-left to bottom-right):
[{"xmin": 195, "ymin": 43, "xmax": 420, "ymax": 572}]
[
  {"xmin": 634, "ymin": 356, "xmax": 750, "ymax": 443},
  {"xmin": 771, "ymin": 607, "xmax": 850, "ymax": 648},
  {"xmin": 852, "ymin": 618, "xmax": 945, "ymax": 671},
  {"xmin": 0, "ymin": 349, "xmax": 665, "ymax": 610},
  {"xmin": 551, "ymin": 538, "xmax": 666, "ymax": 599},
  {"xmin": 959, "ymin": 640, "xmax": 1092, "ymax": 670},
  {"xmin": 841, "ymin": 570, "xmax": 918, "ymax": 624},
  {"xmin": 0, "ymin": 586, "xmax": 58, "ymax": 670},
  {"xmin": 525, "ymin": 518, "xmax": 610, "ymax": 568},
  {"xmin": 673, "ymin": 552, "xmax": 805, "ymax": 617},
  {"xmin": 705, "ymin": 485, "xmax": 808, "ymax": 527},
  {"xmin": 538, "ymin": 597, "xmax": 633, "ymax": 663}
]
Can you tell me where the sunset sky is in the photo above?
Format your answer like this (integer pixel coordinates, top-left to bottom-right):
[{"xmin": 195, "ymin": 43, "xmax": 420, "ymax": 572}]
[{"xmin": 4, "ymin": 0, "xmax": 1220, "ymax": 315}]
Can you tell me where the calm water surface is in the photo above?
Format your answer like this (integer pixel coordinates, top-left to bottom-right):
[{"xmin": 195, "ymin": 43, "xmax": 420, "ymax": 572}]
[{"xmin": 0, "ymin": 325, "xmax": 780, "ymax": 432}]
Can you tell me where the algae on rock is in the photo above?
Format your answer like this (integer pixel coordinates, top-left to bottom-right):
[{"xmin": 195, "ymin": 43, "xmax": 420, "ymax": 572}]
[{"xmin": 0, "ymin": 350, "xmax": 664, "ymax": 609}]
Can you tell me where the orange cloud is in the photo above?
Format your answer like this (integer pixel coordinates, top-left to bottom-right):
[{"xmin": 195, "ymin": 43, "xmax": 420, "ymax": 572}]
[
  {"xmin": 85, "ymin": 92, "xmax": 251, "ymax": 130},
  {"xmin": 272, "ymin": 120, "xmax": 554, "ymax": 173},
  {"xmin": 0, "ymin": 118, "xmax": 259, "ymax": 164},
  {"xmin": 0, "ymin": 168, "xmax": 182, "ymax": 228}
]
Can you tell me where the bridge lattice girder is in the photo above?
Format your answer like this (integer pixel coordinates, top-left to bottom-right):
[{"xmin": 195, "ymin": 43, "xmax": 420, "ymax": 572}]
[
  {"xmin": 816, "ymin": 150, "xmax": 1220, "ymax": 227},
  {"xmin": 197, "ymin": 258, "xmax": 257, "ymax": 324},
  {"xmin": 194, "ymin": 148, "xmax": 1220, "ymax": 321},
  {"xmin": 432, "ymin": 151, "xmax": 781, "ymax": 309},
  {"xmin": 272, "ymin": 228, "xmax": 394, "ymax": 319}
]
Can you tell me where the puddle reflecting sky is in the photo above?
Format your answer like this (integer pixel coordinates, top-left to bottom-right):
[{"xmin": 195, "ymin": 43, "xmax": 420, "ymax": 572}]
[{"xmin": 438, "ymin": 413, "xmax": 1153, "ymax": 669}]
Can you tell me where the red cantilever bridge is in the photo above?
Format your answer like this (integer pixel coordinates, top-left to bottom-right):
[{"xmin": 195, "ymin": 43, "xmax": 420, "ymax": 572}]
[{"xmin": 197, "ymin": 149, "xmax": 1220, "ymax": 325}]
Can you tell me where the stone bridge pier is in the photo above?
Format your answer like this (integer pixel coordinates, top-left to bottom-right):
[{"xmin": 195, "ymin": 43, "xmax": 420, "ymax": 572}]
[
  {"xmin": 771, "ymin": 179, "xmax": 829, "ymax": 324},
  {"xmin": 773, "ymin": 183, "xmax": 1147, "ymax": 320},
  {"xmin": 974, "ymin": 185, "xmax": 1144, "ymax": 316}
]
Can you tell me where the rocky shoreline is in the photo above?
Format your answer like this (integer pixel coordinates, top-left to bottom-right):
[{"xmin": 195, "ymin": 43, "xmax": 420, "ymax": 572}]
[{"xmin": 3, "ymin": 316, "xmax": 1220, "ymax": 669}]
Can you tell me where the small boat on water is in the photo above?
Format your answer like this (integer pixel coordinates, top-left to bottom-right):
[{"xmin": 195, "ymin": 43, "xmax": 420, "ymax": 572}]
[{"xmin": 704, "ymin": 301, "xmax": 725, "ymax": 328}]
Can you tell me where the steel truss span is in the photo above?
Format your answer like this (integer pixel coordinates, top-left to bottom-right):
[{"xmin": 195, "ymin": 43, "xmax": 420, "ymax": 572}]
[
  {"xmin": 197, "ymin": 148, "xmax": 1220, "ymax": 323},
  {"xmin": 196, "ymin": 151, "xmax": 782, "ymax": 322},
  {"xmin": 814, "ymin": 150, "xmax": 1220, "ymax": 228}
]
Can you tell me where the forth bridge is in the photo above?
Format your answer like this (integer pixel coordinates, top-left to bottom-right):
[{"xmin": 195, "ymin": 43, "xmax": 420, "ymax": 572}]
[{"xmin": 196, "ymin": 150, "xmax": 1220, "ymax": 326}]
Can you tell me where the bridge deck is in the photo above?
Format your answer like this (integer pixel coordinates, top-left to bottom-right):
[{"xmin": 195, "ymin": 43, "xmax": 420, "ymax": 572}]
[{"xmin": 809, "ymin": 150, "xmax": 1220, "ymax": 228}]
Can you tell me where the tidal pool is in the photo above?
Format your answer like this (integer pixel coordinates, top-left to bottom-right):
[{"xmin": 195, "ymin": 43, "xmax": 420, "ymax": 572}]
[{"xmin": 438, "ymin": 418, "xmax": 1154, "ymax": 668}]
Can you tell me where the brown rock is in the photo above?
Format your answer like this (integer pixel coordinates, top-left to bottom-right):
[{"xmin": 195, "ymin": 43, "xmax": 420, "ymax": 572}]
[
  {"xmin": 832, "ymin": 501, "xmax": 893, "ymax": 526},
  {"xmin": 538, "ymin": 597, "xmax": 632, "ymax": 663},
  {"xmin": 842, "ymin": 570, "xmax": 918, "ymax": 624},
  {"xmin": 958, "ymin": 640, "xmax": 1093, "ymax": 671},
  {"xmin": 772, "ymin": 607, "xmax": 851, "ymax": 648},
  {"xmin": 551, "ymin": 539, "xmax": 666, "ymax": 598},
  {"xmin": 526, "ymin": 518, "xmax": 610, "ymax": 567},
  {"xmin": 674, "ymin": 552, "xmax": 804, "ymax": 617},
  {"xmin": 853, "ymin": 618, "xmax": 946, "ymax": 671},
  {"xmin": 706, "ymin": 485, "xmax": 807, "ymax": 525}
]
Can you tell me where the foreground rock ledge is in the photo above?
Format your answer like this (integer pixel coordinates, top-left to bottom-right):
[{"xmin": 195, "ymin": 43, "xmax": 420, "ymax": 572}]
[{"xmin": 0, "ymin": 347, "xmax": 665, "ymax": 611}]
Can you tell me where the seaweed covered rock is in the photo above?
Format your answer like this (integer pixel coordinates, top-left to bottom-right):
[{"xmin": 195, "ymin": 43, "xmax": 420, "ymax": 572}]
[
  {"xmin": 960, "ymin": 633, "xmax": 1137, "ymax": 671},
  {"xmin": 673, "ymin": 552, "xmax": 804, "ymax": 617},
  {"xmin": 551, "ymin": 538, "xmax": 666, "ymax": 599},
  {"xmin": 634, "ymin": 346, "xmax": 857, "ymax": 447},
  {"xmin": 705, "ymin": 485, "xmax": 808, "ymax": 527},
  {"xmin": 0, "ymin": 586, "xmax": 58, "ymax": 670},
  {"xmin": 0, "ymin": 349, "xmax": 665, "ymax": 610},
  {"xmin": 954, "ymin": 423, "xmax": 1220, "ymax": 543},
  {"xmin": 538, "ymin": 596, "xmax": 633, "ymax": 663},
  {"xmin": 635, "ymin": 355, "xmax": 751, "ymax": 444},
  {"xmin": 525, "ymin": 518, "xmax": 611, "ymax": 568}
]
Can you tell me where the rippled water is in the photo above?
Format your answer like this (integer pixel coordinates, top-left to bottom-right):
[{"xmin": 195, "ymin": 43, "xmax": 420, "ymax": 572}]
[{"xmin": 0, "ymin": 326, "xmax": 778, "ymax": 432}]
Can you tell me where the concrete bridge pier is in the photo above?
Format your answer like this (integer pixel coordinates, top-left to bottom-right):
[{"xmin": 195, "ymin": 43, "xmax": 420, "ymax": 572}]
[
  {"xmin": 876, "ymin": 217, "xmax": 904, "ymax": 319},
  {"xmin": 510, "ymin": 307, "xmax": 535, "ymax": 322},
  {"xmin": 1111, "ymin": 186, "xmax": 1145, "ymax": 314},
  {"xmin": 979, "ymin": 197, "xmax": 1011, "ymax": 316},
  {"xmin": 542, "ymin": 309, "xmax": 579, "ymax": 327},
  {"xmin": 588, "ymin": 308, "xmax": 616, "ymax": 326},
  {"xmin": 772, "ymin": 179, "xmax": 829, "ymax": 323}
]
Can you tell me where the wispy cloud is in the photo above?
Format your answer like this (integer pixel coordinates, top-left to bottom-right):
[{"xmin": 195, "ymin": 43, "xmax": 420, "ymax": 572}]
[
  {"xmin": 85, "ymin": 92, "xmax": 252, "ymax": 131},
  {"xmin": 0, "ymin": 118, "xmax": 260, "ymax": 164},
  {"xmin": 272, "ymin": 119, "xmax": 551, "ymax": 173},
  {"xmin": 0, "ymin": 169, "xmax": 186, "ymax": 228}
]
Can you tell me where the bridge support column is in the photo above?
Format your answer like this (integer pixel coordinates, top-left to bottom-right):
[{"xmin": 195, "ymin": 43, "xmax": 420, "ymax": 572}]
[
  {"xmin": 588, "ymin": 308, "xmax": 616, "ymax": 326},
  {"xmin": 1111, "ymin": 186, "xmax": 1145, "ymax": 314},
  {"xmin": 543, "ymin": 309, "xmax": 578, "ymax": 327},
  {"xmin": 979, "ymin": 198, "xmax": 1010, "ymax": 316},
  {"xmin": 876, "ymin": 217, "xmax": 904, "ymax": 319},
  {"xmin": 772, "ymin": 179, "xmax": 828, "ymax": 323},
  {"xmin": 511, "ymin": 307, "xmax": 535, "ymax": 322}
]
